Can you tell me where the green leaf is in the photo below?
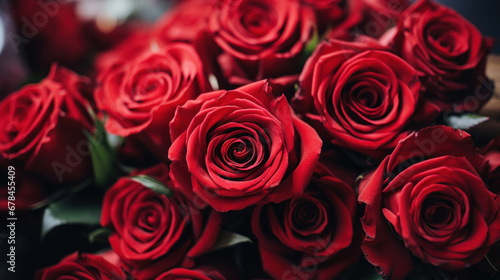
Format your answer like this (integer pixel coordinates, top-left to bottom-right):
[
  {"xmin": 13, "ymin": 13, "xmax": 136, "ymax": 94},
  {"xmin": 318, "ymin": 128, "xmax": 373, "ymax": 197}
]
[
  {"xmin": 210, "ymin": 230, "xmax": 252, "ymax": 252},
  {"xmin": 130, "ymin": 175, "xmax": 173, "ymax": 197},
  {"xmin": 41, "ymin": 193, "xmax": 102, "ymax": 240},
  {"xmin": 84, "ymin": 115, "xmax": 123, "ymax": 189},
  {"xmin": 304, "ymin": 30, "xmax": 319, "ymax": 58},
  {"xmin": 444, "ymin": 113, "xmax": 489, "ymax": 130},
  {"xmin": 294, "ymin": 83, "xmax": 300, "ymax": 92}
]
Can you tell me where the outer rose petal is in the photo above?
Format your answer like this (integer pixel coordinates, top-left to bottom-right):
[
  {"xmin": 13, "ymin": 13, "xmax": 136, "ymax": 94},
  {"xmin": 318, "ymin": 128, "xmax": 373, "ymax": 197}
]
[{"xmin": 358, "ymin": 158, "xmax": 414, "ymax": 279}]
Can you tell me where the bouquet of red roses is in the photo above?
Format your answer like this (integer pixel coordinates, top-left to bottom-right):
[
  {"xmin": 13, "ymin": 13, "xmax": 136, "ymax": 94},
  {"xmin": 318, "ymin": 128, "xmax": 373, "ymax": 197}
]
[{"xmin": 1, "ymin": 0, "xmax": 500, "ymax": 279}]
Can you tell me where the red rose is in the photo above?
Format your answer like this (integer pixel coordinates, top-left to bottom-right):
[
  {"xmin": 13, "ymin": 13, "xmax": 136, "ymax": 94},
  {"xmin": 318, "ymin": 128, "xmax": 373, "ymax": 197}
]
[
  {"xmin": 358, "ymin": 126, "xmax": 500, "ymax": 279},
  {"xmin": 37, "ymin": 253, "xmax": 130, "ymax": 280},
  {"xmin": 0, "ymin": 65, "xmax": 93, "ymax": 184},
  {"xmin": 252, "ymin": 161, "xmax": 361, "ymax": 280},
  {"xmin": 300, "ymin": 0, "xmax": 347, "ymax": 32},
  {"xmin": 154, "ymin": 0, "xmax": 216, "ymax": 44},
  {"xmin": 155, "ymin": 268, "xmax": 225, "ymax": 280},
  {"xmin": 95, "ymin": 42, "xmax": 209, "ymax": 160},
  {"xmin": 387, "ymin": 0, "xmax": 494, "ymax": 112},
  {"xmin": 205, "ymin": 0, "xmax": 316, "ymax": 91},
  {"xmin": 94, "ymin": 29, "xmax": 154, "ymax": 75},
  {"xmin": 481, "ymin": 137, "xmax": 500, "ymax": 194},
  {"xmin": 101, "ymin": 164, "xmax": 221, "ymax": 280},
  {"xmin": 11, "ymin": 0, "xmax": 88, "ymax": 68},
  {"xmin": 294, "ymin": 39, "xmax": 439, "ymax": 158},
  {"xmin": 169, "ymin": 80, "xmax": 322, "ymax": 212}
]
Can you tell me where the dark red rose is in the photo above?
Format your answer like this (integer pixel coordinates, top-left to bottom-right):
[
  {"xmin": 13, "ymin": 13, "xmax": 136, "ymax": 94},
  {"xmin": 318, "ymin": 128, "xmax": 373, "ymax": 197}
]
[
  {"xmin": 386, "ymin": 0, "xmax": 495, "ymax": 112},
  {"xmin": 155, "ymin": 268, "xmax": 225, "ymax": 280},
  {"xmin": 0, "ymin": 65, "xmax": 93, "ymax": 184},
  {"xmin": 154, "ymin": 0, "xmax": 216, "ymax": 44},
  {"xmin": 345, "ymin": 0, "xmax": 410, "ymax": 38},
  {"xmin": 1, "ymin": 170, "xmax": 44, "ymax": 212},
  {"xmin": 94, "ymin": 29, "xmax": 154, "ymax": 75},
  {"xmin": 294, "ymin": 39, "xmax": 439, "ymax": 158},
  {"xmin": 95, "ymin": 42, "xmax": 209, "ymax": 161},
  {"xmin": 11, "ymin": 0, "xmax": 88, "ymax": 68},
  {"xmin": 204, "ymin": 0, "xmax": 316, "ymax": 91},
  {"xmin": 252, "ymin": 160, "xmax": 361, "ymax": 280},
  {"xmin": 300, "ymin": 0, "xmax": 348, "ymax": 32},
  {"xmin": 37, "ymin": 252, "xmax": 130, "ymax": 280},
  {"xmin": 358, "ymin": 126, "xmax": 500, "ymax": 279},
  {"xmin": 0, "ymin": 156, "xmax": 46, "ymax": 212},
  {"xmin": 481, "ymin": 137, "xmax": 500, "ymax": 194},
  {"xmin": 101, "ymin": 164, "xmax": 221, "ymax": 280},
  {"xmin": 169, "ymin": 80, "xmax": 322, "ymax": 212}
]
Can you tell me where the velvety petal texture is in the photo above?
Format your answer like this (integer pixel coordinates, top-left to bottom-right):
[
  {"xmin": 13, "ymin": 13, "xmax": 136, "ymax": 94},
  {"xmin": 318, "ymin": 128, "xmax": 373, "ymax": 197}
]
[
  {"xmin": 205, "ymin": 0, "xmax": 316, "ymax": 90},
  {"xmin": 358, "ymin": 126, "xmax": 500, "ymax": 279},
  {"xmin": 0, "ymin": 64, "xmax": 93, "ymax": 183},
  {"xmin": 387, "ymin": 0, "xmax": 494, "ymax": 112},
  {"xmin": 252, "ymin": 160, "xmax": 361, "ymax": 280},
  {"xmin": 95, "ymin": 42, "xmax": 209, "ymax": 160},
  {"xmin": 100, "ymin": 164, "xmax": 221, "ymax": 280},
  {"xmin": 169, "ymin": 80, "xmax": 322, "ymax": 212}
]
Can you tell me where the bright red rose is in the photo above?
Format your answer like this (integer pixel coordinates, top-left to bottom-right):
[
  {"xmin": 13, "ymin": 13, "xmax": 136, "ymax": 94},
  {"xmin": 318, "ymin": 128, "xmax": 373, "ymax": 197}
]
[
  {"xmin": 252, "ymin": 160, "xmax": 361, "ymax": 280},
  {"xmin": 387, "ymin": 0, "xmax": 494, "ymax": 112},
  {"xmin": 101, "ymin": 164, "xmax": 221, "ymax": 280},
  {"xmin": 155, "ymin": 268, "xmax": 225, "ymax": 280},
  {"xmin": 0, "ymin": 65, "xmax": 93, "ymax": 184},
  {"xmin": 95, "ymin": 42, "xmax": 209, "ymax": 161},
  {"xmin": 294, "ymin": 39, "xmax": 439, "ymax": 158},
  {"xmin": 36, "ymin": 253, "xmax": 130, "ymax": 280},
  {"xmin": 169, "ymin": 80, "xmax": 322, "ymax": 212},
  {"xmin": 358, "ymin": 126, "xmax": 500, "ymax": 279},
  {"xmin": 204, "ymin": 0, "xmax": 316, "ymax": 91}
]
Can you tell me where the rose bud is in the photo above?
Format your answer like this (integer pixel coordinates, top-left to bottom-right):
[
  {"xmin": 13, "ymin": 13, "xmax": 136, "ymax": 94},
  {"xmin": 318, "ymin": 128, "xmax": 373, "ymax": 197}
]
[
  {"xmin": 252, "ymin": 160, "xmax": 361, "ymax": 280},
  {"xmin": 385, "ymin": 0, "xmax": 495, "ymax": 112},
  {"xmin": 168, "ymin": 80, "xmax": 322, "ymax": 212},
  {"xmin": 294, "ymin": 39, "xmax": 440, "ymax": 159},
  {"xmin": 36, "ymin": 252, "xmax": 130, "ymax": 280},
  {"xmin": 101, "ymin": 164, "xmax": 221, "ymax": 280},
  {"xmin": 358, "ymin": 125, "xmax": 500, "ymax": 279},
  {"xmin": 0, "ymin": 65, "xmax": 93, "ymax": 184},
  {"xmin": 95, "ymin": 42, "xmax": 210, "ymax": 161}
]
